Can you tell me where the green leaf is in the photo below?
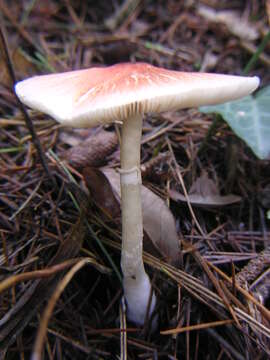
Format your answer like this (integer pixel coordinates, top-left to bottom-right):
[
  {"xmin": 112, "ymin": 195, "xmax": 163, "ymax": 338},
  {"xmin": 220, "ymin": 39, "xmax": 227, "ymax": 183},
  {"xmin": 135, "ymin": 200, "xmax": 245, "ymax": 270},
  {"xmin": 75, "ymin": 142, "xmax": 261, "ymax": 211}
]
[{"xmin": 200, "ymin": 86, "xmax": 270, "ymax": 159}]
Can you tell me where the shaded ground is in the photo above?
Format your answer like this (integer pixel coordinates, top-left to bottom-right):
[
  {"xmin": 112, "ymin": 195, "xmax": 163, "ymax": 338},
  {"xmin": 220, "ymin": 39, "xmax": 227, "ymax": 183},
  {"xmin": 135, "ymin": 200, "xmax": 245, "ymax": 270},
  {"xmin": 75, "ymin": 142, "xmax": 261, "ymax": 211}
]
[{"xmin": 0, "ymin": 1, "xmax": 270, "ymax": 359}]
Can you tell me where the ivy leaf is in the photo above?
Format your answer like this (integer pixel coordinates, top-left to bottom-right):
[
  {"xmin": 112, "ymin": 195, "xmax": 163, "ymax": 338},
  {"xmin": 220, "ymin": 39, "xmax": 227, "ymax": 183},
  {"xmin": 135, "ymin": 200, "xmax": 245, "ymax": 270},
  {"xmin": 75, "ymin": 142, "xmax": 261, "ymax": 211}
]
[{"xmin": 200, "ymin": 86, "xmax": 270, "ymax": 159}]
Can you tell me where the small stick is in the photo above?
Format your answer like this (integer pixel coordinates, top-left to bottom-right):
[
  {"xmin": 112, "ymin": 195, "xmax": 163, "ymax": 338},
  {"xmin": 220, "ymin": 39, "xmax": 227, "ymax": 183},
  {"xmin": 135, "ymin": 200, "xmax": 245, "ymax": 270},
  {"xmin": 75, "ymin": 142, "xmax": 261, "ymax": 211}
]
[
  {"xmin": 161, "ymin": 319, "xmax": 234, "ymax": 335},
  {"xmin": 0, "ymin": 21, "xmax": 54, "ymax": 184}
]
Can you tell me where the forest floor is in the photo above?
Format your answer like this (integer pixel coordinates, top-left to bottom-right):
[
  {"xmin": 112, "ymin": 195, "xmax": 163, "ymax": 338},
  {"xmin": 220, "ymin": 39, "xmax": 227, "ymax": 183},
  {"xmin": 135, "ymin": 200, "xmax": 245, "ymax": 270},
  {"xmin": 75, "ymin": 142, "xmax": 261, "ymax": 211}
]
[{"xmin": 0, "ymin": 1, "xmax": 270, "ymax": 359}]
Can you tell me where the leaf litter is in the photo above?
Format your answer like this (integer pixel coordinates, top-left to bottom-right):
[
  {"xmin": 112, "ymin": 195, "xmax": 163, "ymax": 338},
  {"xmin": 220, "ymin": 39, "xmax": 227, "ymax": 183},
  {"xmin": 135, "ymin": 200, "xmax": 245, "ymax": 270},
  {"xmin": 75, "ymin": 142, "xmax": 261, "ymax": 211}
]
[{"xmin": 0, "ymin": 1, "xmax": 270, "ymax": 359}]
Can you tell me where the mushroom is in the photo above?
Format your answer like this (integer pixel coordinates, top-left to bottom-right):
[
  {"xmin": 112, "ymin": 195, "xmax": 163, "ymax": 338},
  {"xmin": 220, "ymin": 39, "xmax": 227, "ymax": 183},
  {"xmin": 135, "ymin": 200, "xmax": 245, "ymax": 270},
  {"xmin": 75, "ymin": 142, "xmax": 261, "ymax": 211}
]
[{"xmin": 15, "ymin": 62, "xmax": 259, "ymax": 326}]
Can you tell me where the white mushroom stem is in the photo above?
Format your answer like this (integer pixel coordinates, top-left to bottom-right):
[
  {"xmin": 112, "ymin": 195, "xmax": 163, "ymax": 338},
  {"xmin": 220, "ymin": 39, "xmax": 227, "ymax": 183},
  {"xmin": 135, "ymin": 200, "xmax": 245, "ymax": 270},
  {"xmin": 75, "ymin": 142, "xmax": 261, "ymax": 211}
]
[{"xmin": 120, "ymin": 114, "xmax": 156, "ymax": 325}]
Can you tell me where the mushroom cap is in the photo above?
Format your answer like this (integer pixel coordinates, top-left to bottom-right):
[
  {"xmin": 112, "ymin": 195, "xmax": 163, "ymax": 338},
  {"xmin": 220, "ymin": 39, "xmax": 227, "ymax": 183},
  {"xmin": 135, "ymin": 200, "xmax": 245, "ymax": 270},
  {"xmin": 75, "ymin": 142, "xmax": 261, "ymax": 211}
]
[{"xmin": 15, "ymin": 62, "xmax": 259, "ymax": 127}]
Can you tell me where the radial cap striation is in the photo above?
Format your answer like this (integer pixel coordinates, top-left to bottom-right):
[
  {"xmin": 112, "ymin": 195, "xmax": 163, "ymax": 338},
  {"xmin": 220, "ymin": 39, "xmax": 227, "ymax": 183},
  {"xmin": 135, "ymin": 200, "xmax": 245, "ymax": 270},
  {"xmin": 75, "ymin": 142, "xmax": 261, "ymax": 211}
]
[{"xmin": 15, "ymin": 62, "xmax": 260, "ymax": 127}]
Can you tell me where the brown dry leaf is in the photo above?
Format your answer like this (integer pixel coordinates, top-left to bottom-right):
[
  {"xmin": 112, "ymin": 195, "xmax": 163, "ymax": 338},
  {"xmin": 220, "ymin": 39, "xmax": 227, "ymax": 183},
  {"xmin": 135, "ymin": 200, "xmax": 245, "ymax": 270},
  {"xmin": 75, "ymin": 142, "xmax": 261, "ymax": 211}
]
[
  {"xmin": 83, "ymin": 167, "xmax": 121, "ymax": 220},
  {"xmin": 0, "ymin": 48, "xmax": 37, "ymax": 87},
  {"xmin": 169, "ymin": 172, "xmax": 241, "ymax": 208},
  {"xmin": 197, "ymin": 5, "xmax": 259, "ymax": 41},
  {"xmin": 267, "ymin": 0, "xmax": 270, "ymax": 25},
  {"xmin": 103, "ymin": 168, "xmax": 179, "ymax": 263}
]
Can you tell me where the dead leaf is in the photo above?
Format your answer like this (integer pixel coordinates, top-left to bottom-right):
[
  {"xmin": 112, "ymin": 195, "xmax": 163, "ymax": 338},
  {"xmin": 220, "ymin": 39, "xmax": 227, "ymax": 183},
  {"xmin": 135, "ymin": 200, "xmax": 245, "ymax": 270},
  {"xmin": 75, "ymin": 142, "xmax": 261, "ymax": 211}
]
[
  {"xmin": 103, "ymin": 168, "xmax": 179, "ymax": 263},
  {"xmin": 189, "ymin": 171, "xmax": 219, "ymax": 197},
  {"xmin": 83, "ymin": 167, "xmax": 121, "ymax": 220},
  {"xmin": 0, "ymin": 48, "xmax": 37, "ymax": 87},
  {"xmin": 198, "ymin": 5, "xmax": 259, "ymax": 41},
  {"xmin": 267, "ymin": 0, "xmax": 270, "ymax": 25},
  {"xmin": 169, "ymin": 172, "xmax": 241, "ymax": 208}
]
